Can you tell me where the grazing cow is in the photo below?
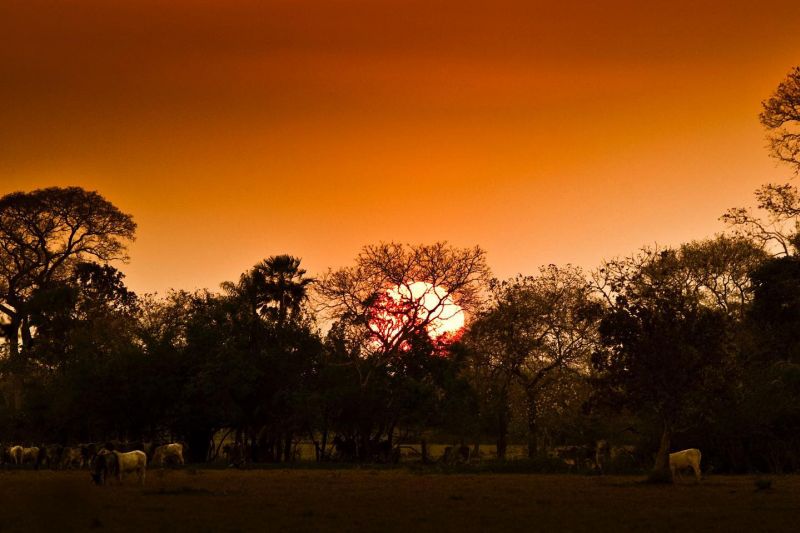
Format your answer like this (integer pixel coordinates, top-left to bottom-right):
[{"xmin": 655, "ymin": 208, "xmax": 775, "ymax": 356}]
[
  {"xmin": 80, "ymin": 443, "xmax": 98, "ymax": 468},
  {"xmin": 8, "ymin": 445, "xmax": 23, "ymax": 465},
  {"xmin": 78, "ymin": 442, "xmax": 100, "ymax": 467},
  {"xmin": 113, "ymin": 450, "xmax": 147, "ymax": 485},
  {"xmin": 91, "ymin": 449, "xmax": 118, "ymax": 485},
  {"xmin": 61, "ymin": 447, "xmax": 84, "ymax": 469},
  {"xmin": 38, "ymin": 445, "xmax": 64, "ymax": 469},
  {"xmin": 152, "ymin": 443, "xmax": 185, "ymax": 467},
  {"xmin": 92, "ymin": 450, "xmax": 146, "ymax": 485},
  {"xmin": 669, "ymin": 448, "xmax": 702, "ymax": 482},
  {"xmin": 21, "ymin": 447, "xmax": 40, "ymax": 466}
]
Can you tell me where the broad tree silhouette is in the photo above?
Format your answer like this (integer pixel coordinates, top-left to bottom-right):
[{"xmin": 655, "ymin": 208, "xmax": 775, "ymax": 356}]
[
  {"xmin": 467, "ymin": 265, "xmax": 601, "ymax": 458},
  {"xmin": 592, "ymin": 249, "xmax": 735, "ymax": 482},
  {"xmin": 0, "ymin": 187, "xmax": 135, "ymax": 406}
]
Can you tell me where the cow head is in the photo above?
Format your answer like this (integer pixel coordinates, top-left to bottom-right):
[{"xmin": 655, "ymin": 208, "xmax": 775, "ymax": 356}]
[{"xmin": 91, "ymin": 450, "xmax": 113, "ymax": 485}]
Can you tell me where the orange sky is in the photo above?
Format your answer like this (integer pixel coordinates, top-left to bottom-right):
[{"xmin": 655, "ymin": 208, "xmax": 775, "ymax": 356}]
[{"xmin": 2, "ymin": 0, "xmax": 800, "ymax": 294}]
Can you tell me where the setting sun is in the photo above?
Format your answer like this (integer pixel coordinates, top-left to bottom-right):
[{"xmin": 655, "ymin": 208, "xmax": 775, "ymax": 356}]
[
  {"xmin": 389, "ymin": 281, "xmax": 465, "ymax": 338},
  {"xmin": 368, "ymin": 281, "xmax": 465, "ymax": 345}
]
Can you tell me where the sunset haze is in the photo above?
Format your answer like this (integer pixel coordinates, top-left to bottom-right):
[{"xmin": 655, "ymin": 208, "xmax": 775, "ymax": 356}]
[{"xmin": 3, "ymin": 0, "xmax": 800, "ymax": 293}]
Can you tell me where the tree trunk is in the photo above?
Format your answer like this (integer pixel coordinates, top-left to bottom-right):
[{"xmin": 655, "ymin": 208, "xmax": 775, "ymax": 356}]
[
  {"xmin": 497, "ymin": 433, "xmax": 508, "ymax": 461},
  {"xmin": 494, "ymin": 383, "xmax": 511, "ymax": 460},
  {"xmin": 284, "ymin": 434, "xmax": 293, "ymax": 463},
  {"xmin": 186, "ymin": 429, "xmax": 212, "ymax": 463},
  {"xmin": 387, "ymin": 423, "xmax": 395, "ymax": 448},
  {"xmin": 650, "ymin": 421, "xmax": 673, "ymax": 483},
  {"xmin": 320, "ymin": 428, "xmax": 329, "ymax": 462},
  {"xmin": 7, "ymin": 317, "xmax": 20, "ymax": 360},
  {"xmin": 497, "ymin": 408, "xmax": 509, "ymax": 460},
  {"xmin": 234, "ymin": 427, "xmax": 245, "ymax": 465},
  {"xmin": 20, "ymin": 316, "xmax": 32, "ymax": 354},
  {"xmin": 526, "ymin": 390, "xmax": 538, "ymax": 459}
]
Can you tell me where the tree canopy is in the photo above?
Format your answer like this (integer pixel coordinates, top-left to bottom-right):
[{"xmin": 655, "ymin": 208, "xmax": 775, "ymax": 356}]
[{"xmin": 0, "ymin": 187, "xmax": 135, "ymax": 407}]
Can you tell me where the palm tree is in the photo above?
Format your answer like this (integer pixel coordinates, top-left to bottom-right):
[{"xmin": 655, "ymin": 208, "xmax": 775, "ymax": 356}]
[
  {"xmin": 221, "ymin": 269, "xmax": 262, "ymax": 321},
  {"xmin": 253, "ymin": 255, "xmax": 315, "ymax": 324}
]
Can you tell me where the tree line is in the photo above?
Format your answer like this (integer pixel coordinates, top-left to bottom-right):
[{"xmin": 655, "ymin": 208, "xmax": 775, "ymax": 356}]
[{"xmin": 2, "ymin": 67, "xmax": 800, "ymax": 480}]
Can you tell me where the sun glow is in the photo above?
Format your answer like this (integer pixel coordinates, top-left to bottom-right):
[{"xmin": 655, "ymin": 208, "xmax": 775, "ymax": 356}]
[
  {"xmin": 389, "ymin": 282, "xmax": 464, "ymax": 338},
  {"xmin": 368, "ymin": 281, "xmax": 464, "ymax": 347}
]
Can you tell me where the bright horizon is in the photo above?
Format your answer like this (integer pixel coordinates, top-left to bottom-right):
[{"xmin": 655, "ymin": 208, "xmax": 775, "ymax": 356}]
[{"xmin": 3, "ymin": 1, "xmax": 800, "ymax": 294}]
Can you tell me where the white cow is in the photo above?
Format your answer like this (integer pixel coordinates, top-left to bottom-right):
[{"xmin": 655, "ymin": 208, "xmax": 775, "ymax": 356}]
[
  {"xmin": 8, "ymin": 445, "xmax": 23, "ymax": 465},
  {"xmin": 669, "ymin": 448, "xmax": 702, "ymax": 482},
  {"xmin": 21, "ymin": 447, "xmax": 40, "ymax": 465},
  {"xmin": 114, "ymin": 450, "xmax": 147, "ymax": 484},
  {"xmin": 61, "ymin": 447, "xmax": 84, "ymax": 469},
  {"xmin": 152, "ymin": 443, "xmax": 185, "ymax": 467}
]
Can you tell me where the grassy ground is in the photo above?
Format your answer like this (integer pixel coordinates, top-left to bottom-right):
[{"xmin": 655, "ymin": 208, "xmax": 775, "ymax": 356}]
[{"xmin": 1, "ymin": 468, "xmax": 797, "ymax": 532}]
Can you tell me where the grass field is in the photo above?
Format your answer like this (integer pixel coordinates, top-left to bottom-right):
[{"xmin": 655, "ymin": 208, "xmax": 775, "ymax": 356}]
[{"xmin": 2, "ymin": 468, "xmax": 798, "ymax": 532}]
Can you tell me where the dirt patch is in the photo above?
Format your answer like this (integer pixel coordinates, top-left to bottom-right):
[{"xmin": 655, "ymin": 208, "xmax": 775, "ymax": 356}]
[
  {"xmin": 143, "ymin": 486, "xmax": 215, "ymax": 496},
  {"xmin": 1, "ymin": 470, "xmax": 799, "ymax": 532}
]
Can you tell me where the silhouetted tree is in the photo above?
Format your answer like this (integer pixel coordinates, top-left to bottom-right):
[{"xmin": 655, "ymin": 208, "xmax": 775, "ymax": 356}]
[
  {"xmin": 678, "ymin": 235, "xmax": 767, "ymax": 319},
  {"xmin": 456, "ymin": 332, "xmax": 514, "ymax": 459},
  {"xmin": 211, "ymin": 257, "xmax": 332, "ymax": 464},
  {"xmin": 724, "ymin": 67, "xmax": 800, "ymax": 255},
  {"xmin": 318, "ymin": 242, "xmax": 488, "ymax": 357},
  {"xmin": 467, "ymin": 265, "xmax": 601, "ymax": 458},
  {"xmin": 722, "ymin": 183, "xmax": 800, "ymax": 256},
  {"xmin": 0, "ymin": 187, "xmax": 135, "ymax": 388},
  {"xmin": 761, "ymin": 66, "xmax": 800, "ymax": 173},
  {"xmin": 592, "ymin": 249, "xmax": 735, "ymax": 482},
  {"xmin": 15, "ymin": 263, "xmax": 141, "ymax": 442},
  {"xmin": 734, "ymin": 256, "xmax": 800, "ymax": 472},
  {"xmin": 254, "ymin": 254, "xmax": 315, "ymax": 325},
  {"xmin": 317, "ymin": 242, "xmax": 489, "ymax": 456}
]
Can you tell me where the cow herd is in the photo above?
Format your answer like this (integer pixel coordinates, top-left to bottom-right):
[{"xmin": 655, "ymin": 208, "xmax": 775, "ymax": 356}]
[
  {"xmin": 1, "ymin": 441, "xmax": 185, "ymax": 485},
  {"xmin": 0, "ymin": 439, "xmax": 703, "ymax": 482}
]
